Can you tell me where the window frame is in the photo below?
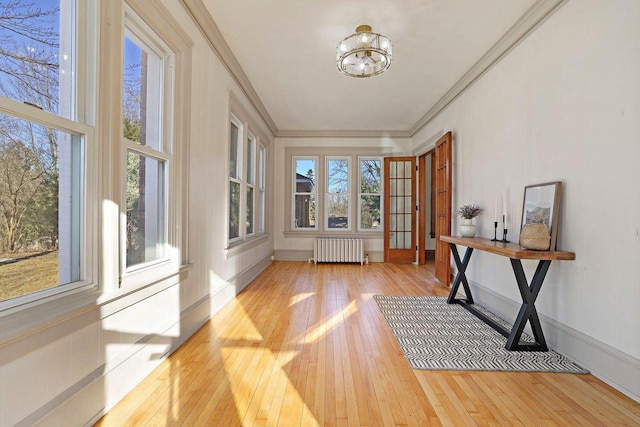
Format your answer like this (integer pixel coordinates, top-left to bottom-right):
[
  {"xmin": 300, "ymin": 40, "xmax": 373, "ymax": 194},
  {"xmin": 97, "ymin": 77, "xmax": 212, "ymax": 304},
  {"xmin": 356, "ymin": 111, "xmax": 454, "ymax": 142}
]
[
  {"xmin": 291, "ymin": 156, "xmax": 319, "ymax": 231},
  {"xmin": 284, "ymin": 148, "xmax": 389, "ymax": 237},
  {"xmin": 228, "ymin": 114, "xmax": 243, "ymax": 244},
  {"xmin": 325, "ymin": 156, "xmax": 351, "ymax": 231},
  {"xmin": 0, "ymin": 0, "xmax": 97, "ymax": 313},
  {"xmin": 258, "ymin": 143, "xmax": 266, "ymax": 235},
  {"xmin": 120, "ymin": 7, "xmax": 176, "ymax": 281},
  {"xmin": 245, "ymin": 131, "xmax": 256, "ymax": 238},
  {"xmin": 226, "ymin": 104, "xmax": 269, "ymax": 249},
  {"xmin": 357, "ymin": 156, "xmax": 384, "ymax": 232}
]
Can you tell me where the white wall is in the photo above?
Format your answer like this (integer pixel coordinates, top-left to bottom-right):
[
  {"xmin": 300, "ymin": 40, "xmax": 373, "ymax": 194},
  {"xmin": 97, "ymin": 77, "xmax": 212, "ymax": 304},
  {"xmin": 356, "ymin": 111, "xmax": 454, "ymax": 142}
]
[
  {"xmin": 413, "ymin": 0, "xmax": 639, "ymax": 400},
  {"xmin": 0, "ymin": 1, "xmax": 274, "ymax": 425}
]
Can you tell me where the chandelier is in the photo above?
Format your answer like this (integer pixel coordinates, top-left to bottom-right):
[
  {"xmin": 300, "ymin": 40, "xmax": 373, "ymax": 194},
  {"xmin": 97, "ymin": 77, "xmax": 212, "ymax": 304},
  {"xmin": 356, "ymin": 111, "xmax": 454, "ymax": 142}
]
[{"xmin": 336, "ymin": 24, "xmax": 392, "ymax": 78}]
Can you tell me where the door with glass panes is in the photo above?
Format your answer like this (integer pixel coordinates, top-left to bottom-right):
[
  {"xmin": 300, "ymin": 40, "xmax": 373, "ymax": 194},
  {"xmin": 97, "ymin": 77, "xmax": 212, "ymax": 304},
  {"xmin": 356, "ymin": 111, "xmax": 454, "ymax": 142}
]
[{"xmin": 384, "ymin": 157, "xmax": 416, "ymax": 263}]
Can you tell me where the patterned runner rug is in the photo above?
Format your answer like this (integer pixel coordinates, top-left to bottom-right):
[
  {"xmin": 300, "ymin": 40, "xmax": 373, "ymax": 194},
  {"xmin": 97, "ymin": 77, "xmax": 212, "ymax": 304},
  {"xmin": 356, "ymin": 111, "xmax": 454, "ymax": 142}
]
[{"xmin": 374, "ymin": 295, "xmax": 588, "ymax": 373}]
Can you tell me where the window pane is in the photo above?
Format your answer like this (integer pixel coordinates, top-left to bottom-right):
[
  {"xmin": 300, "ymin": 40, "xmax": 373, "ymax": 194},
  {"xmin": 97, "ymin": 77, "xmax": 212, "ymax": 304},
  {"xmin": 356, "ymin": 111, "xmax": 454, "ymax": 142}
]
[
  {"xmin": 360, "ymin": 159, "xmax": 381, "ymax": 193},
  {"xmin": 126, "ymin": 152, "xmax": 165, "ymax": 267},
  {"xmin": 229, "ymin": 181, "xmax": 240, "ymax": 239},
  {"xmin": 229, "ymin": 123, "xmax": 239, "ymax": 178},
  {"xmin": 123, "ymin": 35, "xmax": 163, "ymax": 150},
  {"xmin": 246, "ymin": 187, "xmax": 254, "ymax": 235},
  {"xmin": 327, "ymin": 194, "xmax": 349, "ymax": 229},
  {"xmin": 294, "ymin": 194, "xmax": 315, "ymax": 228},
  {"xmin": 259, "ymin": 190, "xmax": 265, "ymax": 233},
  {"xmin": 0, "ymin": 1, "xmax": 75, "ymax": 119},
  {"xmin": 295, "ymin": 158, "xmax": 315, "ymax": 191},
  {"xmin": 359, "ymin": 159, "xmax": 381, "ymax": 230},
  {"xmin": 258, "ymin": 144, "xmax": 265, "ymax": 234},
  {"xmin": 247, "ymin": 135, "xmax": 254, "ymax": 185},
  {"xmin": 258, "ymin": 145, "xmax": 265, "ymax": 189},
  {"xmin": 0, "ymin": 114, "xmax": 83, "ymax": 302},
  {"xmin": 327, "ymin": 159, "xmax": 348, "ymax": 193},
  {"xmin": 360, "ymin": 195, "xmax": 381, "ymax": 229}
]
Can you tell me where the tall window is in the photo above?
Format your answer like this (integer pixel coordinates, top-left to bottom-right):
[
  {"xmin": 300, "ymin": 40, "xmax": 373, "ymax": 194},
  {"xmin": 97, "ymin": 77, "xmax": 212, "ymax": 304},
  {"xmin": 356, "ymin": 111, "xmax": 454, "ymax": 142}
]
[
  {"xmin": 228, "ymin": 111, "xmax": 266, "ymax": 246},
  {"xmin": 122, "ymin": 14, "xmax": 173, "ymax": 271},
  {"xmin": 326, "ymin": 157, "xmax": 350, "ymax": 230},
  {"xmin": 246, "ymin": 133, "xmax": 256, "ymax": 236},
  {"xmin": 293, "ymin": 157, "xmax": 317, "ymax": 229},
  {"xmin": 228, "ymin": 118, "xmax": 241, "ymax": 242},
  {"xmin": 258, "ymin": 144, "xmax": 266, "ymax": 234},
  {"xmin": 359, "ymin": 157, "xmax": 382, "ymax": 230},
  {"xmin": 0, "ymin": 0, "xmax": 94, "ymax": 308}
]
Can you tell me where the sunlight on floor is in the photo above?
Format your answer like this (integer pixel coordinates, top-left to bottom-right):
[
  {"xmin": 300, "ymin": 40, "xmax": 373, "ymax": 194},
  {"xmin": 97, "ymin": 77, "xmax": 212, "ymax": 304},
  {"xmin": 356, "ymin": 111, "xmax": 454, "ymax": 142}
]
[
  {"xmin": 297, "ymin": 300, "xmax": 358, "ymax": 344},
  {"xmin": 288, "ymin": 292, "xmax": 315, "ymax": 307}
]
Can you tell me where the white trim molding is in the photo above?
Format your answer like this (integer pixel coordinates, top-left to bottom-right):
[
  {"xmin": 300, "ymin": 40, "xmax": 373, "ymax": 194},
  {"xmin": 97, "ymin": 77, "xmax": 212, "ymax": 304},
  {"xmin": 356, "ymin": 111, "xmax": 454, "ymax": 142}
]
[{"xmin": 179, "ymin": 0, "xmax": 278, "ymax": 137}]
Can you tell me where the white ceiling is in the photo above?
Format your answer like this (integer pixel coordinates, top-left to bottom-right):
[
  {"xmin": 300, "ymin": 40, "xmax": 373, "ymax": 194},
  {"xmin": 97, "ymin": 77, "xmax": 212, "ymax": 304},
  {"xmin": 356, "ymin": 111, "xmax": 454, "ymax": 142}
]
[{"xmin": 202, "ymin": 0, "xmax": 537, "ymax": 134}]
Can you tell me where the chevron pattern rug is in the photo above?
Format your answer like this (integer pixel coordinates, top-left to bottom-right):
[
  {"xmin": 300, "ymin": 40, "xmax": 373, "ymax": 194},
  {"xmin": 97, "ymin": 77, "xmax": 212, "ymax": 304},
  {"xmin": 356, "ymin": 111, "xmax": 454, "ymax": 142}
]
[{"xmin": 374, "ymin": 296, "xmax": 588, "ymax": 373}]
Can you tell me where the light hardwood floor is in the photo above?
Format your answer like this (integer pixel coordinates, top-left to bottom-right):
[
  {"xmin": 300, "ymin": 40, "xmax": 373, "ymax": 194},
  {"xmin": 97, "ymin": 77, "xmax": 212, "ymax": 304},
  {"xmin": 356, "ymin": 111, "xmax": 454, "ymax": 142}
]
[{"xmin": 96, "ymin": 262, "xmax": 640, "ymax": 426}]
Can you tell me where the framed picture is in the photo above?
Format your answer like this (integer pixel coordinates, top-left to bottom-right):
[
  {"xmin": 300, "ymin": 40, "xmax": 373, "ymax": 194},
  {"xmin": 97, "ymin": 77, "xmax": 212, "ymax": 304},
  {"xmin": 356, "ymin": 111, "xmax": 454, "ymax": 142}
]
[{"xmin": 520, "ymin": 181, "xmax": 562, "ymax": 250}]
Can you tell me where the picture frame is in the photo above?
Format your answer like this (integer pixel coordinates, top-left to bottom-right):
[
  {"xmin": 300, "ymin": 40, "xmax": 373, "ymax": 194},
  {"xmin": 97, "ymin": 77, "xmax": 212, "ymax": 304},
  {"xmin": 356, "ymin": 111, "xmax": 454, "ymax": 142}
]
[{"xmin": 520, "ymin": 181, "xmax": 562, "ymax": 250}]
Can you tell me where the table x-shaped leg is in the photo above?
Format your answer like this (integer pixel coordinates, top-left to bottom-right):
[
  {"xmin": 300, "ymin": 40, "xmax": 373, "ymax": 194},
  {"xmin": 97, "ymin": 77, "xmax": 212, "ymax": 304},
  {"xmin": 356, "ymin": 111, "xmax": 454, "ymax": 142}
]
[
  {"xmin": 506, "ymin": 258, "xmax": 551, "ymax": 351},
  {"xmin": 446, "ymin": 243, "xmax": 474, "ymax": 304}
]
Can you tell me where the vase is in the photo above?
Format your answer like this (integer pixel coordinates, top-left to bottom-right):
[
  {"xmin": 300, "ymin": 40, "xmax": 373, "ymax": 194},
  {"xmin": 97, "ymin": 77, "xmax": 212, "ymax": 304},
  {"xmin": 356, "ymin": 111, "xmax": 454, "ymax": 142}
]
[{"xmin": 459, "ymin": 218, "xmax": 476, "ymax": 237}]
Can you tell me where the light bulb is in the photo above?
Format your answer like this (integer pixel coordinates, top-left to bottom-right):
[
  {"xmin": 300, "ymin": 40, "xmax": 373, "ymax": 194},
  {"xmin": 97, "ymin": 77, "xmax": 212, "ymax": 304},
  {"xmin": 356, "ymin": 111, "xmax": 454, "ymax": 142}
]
[
  {"xmin": 361, "ymin": 35, "xmax": 368, "ymax": 43},
  {"xmin": 340, "ymin": 43, "xmax": 347, "ymax": 52}
]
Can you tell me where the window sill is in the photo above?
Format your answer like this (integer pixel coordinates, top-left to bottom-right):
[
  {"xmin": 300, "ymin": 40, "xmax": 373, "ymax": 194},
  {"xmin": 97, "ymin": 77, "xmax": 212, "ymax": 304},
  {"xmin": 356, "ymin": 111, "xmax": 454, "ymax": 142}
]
[
  {"xmin": 0, "ymin": 264, "xmax": 192, "ymax": 348},
  {"xmin": 283, "ymin": 230, "xmax": 383, "ymax": 239},
  {"xmin": 225, "ymin": 233, "xmax": 270, "ymax": 258}
]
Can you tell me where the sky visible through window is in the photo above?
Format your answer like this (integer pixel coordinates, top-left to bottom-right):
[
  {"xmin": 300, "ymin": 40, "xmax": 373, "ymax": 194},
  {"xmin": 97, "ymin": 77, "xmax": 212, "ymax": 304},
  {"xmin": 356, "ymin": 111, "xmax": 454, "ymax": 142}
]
[
  {"xmin": 0, "ymin": 0, "xmax": 68, "ymax": 302},
  {"xmin": 295, "ymin": 159, "xmax": 315, "ymax": 182},
  {"xmin": 0, "ymin": 0, "xmax": 61, "ymax": 113}
]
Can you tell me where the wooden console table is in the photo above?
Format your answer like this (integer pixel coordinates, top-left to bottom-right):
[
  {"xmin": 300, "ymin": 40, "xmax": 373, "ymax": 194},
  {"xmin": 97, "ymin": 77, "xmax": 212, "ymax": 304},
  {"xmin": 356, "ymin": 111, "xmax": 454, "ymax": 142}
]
[{"xmin": 440, "ymin": 236, "xmax": 575, "ymax": 351}]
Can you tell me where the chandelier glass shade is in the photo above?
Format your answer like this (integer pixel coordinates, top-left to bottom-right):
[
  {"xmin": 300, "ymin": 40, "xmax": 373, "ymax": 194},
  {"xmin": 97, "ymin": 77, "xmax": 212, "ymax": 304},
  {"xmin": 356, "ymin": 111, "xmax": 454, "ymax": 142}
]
[{"xmin": 336, "ymin": 24, "xmax": 392, "ymax": 78}]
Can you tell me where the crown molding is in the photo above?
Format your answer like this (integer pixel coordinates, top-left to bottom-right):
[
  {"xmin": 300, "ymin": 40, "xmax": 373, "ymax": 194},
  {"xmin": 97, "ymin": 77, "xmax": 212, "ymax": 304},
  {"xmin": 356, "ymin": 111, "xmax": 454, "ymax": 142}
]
[
  {"xmin": 180, "ymin": 0, "xmax": 278, "ymax": 137},
  {"xmin": 409, "ymin": 0, "xmax": 568, "ymax": 137},
  {"xmin": 276, "ymin": 129, "xmax": 412, "ymax": 139},
  {"xmin": 180, "ymin": 0, "xmax": 566, "ymax": 141}
]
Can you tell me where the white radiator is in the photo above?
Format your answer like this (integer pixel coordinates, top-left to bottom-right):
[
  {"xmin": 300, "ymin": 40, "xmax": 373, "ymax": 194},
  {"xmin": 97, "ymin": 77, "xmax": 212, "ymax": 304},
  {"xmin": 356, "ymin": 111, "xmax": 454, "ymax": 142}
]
[{"xmin": 313, "ymin": 238, "xmax": 365, "ymax": 265}]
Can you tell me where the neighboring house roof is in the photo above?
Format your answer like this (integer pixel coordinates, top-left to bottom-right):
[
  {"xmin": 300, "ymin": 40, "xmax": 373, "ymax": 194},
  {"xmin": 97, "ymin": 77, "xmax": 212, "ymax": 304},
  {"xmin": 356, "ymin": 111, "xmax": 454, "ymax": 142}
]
[{"xmin": 295, "ymin": 173, "xmax": 315, "ymax": 192}]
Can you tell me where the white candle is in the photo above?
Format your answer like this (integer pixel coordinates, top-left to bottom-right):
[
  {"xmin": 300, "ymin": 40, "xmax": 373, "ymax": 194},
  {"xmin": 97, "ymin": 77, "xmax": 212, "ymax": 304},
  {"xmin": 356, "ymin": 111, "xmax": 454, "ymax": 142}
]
[
  {"xmin": 502, "ymin": 191, "xmax": 507, "ymax": 226},
  {"xmin": 494, "ymin": 196, "xmax": 498, "ymax": 222},
  {"xmin": 502, "ymin": 191, "xmax": 507, "ymax": 217}
]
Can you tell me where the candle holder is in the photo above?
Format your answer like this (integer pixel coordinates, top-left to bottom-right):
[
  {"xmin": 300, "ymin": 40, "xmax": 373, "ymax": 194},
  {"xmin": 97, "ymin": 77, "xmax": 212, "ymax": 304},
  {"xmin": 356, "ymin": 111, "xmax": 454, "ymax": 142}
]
[
  {"xmin": 500, "ymin": 214, "xmax": 510, "ymax": 243},
  {"xmin": 491, "ymin": 221, "xmax": 499, "ymax": 241}
]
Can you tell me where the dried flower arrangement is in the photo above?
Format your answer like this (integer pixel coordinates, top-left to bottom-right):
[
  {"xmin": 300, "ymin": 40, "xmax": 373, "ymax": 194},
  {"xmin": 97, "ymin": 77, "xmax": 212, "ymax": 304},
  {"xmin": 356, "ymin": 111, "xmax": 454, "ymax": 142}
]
[{"xmin": 456, "ymin": 204, "xmax": 483, "ymax": 219}]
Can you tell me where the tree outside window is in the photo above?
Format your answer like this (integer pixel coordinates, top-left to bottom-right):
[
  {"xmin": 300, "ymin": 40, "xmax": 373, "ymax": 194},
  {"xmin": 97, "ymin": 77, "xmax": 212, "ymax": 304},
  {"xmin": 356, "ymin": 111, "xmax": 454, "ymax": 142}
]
[
  {"xmin": 0, "ymin": 1, "xmax": 86, "ymax": 304},
  {"xmin": 326, "ymin": 157, "xmax": 349, "ymax": 230},
  {"xmin": 359, "ymin": 158, "xmax": 382, "ymax": 230}
]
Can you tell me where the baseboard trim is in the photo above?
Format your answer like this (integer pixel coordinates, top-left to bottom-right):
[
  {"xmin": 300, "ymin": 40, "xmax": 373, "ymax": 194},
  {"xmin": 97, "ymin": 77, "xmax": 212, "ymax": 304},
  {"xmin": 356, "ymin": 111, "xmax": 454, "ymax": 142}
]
[
  {"xmin": 26, "ymin": 295, "xmax": 211, "ymax": 426},
  {"xmin": 275, "ymin": 249, "xmax": 384, "ymax": 263},
  {"xmin": 467, "ymin": 281, "xmax": 640, "ymax": 403}
]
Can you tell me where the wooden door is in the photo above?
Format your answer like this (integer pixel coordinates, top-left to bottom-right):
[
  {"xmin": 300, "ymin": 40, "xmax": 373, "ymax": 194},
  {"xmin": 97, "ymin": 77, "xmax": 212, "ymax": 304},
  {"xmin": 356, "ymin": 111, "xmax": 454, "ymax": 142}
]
[
  {"xmin": 418, "ymin": 154, "xmax": 427, "ymax": 265},
  {"xmin": 417, "ymin": 149, "xmax": 436, "ymax": 265},
  {"xmin": 434, "ymin": 132, "xmax": 452, "ymax": 285},
  {"xmin": 384, "ymin": 157, "xmax": 416, "ymax": 263}
]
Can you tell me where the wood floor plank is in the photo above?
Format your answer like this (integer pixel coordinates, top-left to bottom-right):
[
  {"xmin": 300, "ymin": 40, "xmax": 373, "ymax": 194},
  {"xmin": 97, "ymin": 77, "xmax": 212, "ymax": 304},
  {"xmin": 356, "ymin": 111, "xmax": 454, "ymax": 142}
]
[{"xmin": 95, "ymin": 262, "xmax": 640, "ymax": 426}]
